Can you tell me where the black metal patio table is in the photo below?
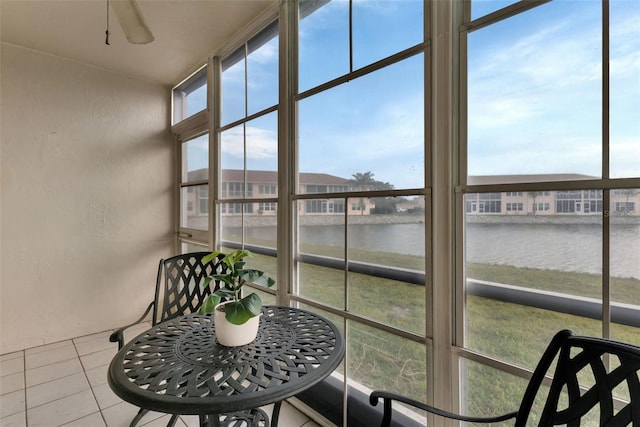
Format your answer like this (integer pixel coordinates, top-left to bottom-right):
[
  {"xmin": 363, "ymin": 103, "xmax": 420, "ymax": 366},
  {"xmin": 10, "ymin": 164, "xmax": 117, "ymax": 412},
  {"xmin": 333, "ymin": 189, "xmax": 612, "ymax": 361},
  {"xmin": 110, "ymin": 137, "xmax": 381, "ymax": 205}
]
[{"xmin": 108, "ymin": 305, "xmax": 345, "ymax": 427}]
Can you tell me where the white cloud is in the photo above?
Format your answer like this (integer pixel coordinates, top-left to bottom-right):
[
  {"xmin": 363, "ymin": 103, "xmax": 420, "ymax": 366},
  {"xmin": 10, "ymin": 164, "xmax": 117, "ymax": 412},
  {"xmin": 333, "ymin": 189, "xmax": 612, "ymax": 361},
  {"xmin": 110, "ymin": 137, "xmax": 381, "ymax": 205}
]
[
  {"xmin": 610, "ymin": 137, "xmax": 640, "ymax": 178},
  {"xmin": 248, "ymin": 39, "xmax": 278, "ymax": 65},
  {"xmin": 221, "ymin": 126, "xmax": 277, "ymax": 160}
]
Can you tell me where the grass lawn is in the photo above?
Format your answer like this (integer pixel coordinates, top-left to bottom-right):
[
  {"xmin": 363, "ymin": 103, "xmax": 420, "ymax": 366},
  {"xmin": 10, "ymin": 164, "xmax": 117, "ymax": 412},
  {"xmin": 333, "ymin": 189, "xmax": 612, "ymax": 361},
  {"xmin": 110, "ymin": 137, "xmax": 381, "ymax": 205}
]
[{"xmin": 243, "ymin": 249, "xmax": 639, "ymax": 415}]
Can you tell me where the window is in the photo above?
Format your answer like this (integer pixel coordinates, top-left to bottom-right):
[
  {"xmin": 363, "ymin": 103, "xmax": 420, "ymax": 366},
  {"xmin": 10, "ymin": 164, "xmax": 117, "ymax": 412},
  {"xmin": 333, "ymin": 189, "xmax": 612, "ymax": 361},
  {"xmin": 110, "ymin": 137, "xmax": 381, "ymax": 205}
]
[
  {"xmin": 462, "ymin": 0, "xmax": 640, "ymax": 419},
  {"xmin": 467, "ymin": 1, "xmax": 602, "ymax": 184},
  {"xmin": 170, "ymin": 0, "xmax": 639, "ymax": 423},
  {"xmin": 218, "ymin": 20, "xmax": 279, "ymax": 289},
  {"xmin": 198, "ymin": 186, "xmax": 208, "ymax": 215},
  {"xmin": 295, "ymin": 0, "xmax": 427, "ymax": 416},
  {"xmin": 179, "ymin": 134, "xmax": 209, "ymax": 233},
  {"xmin": 258, "ymin": 202, "xmax": 276, "ymax": 212},
  {"xmin": 535, "ymin": 203, "xmax": 550, "ymax": 212},
  {"xmin": 475, "ymin": 193, "xmax": 502, "ymax": 213},
  {"xmin": 610, "ymin": 1, "xmax": 640, "ymax": 179},
  {"xmin": 172, "ymin": 66, "xmax": 207, "ymax": 124},
  {"xmin": 615, "ymin": 202, "xmax": 635, "ymax": 214},
  {"xmin": 259, "ymin": 184, "xmax": 276, "ymax": 195}
]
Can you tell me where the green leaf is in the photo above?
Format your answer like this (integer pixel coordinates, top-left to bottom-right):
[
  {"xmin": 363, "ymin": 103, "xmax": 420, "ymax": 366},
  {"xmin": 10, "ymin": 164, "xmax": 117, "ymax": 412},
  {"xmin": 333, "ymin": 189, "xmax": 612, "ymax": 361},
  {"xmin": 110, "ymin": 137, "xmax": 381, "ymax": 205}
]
[
  {"xmin": 211, "ymin": 274, "xmax": 234, "ymax": 287},
  {"xmin": 239, "ymin": 293, "xmax": 262, "ymax": 316},
  {"xmin": 238, "ymin": 270, "xmax": 276, "ymax": 288},
  {"xmin": 232, "ymin": 249, "xmax": 251, "ymax": 262},
  {"xmin": 201, "ymin": 276, "xmax": 213, "ymax": 289},
  {"xmin": 197, "ymin": 294, "xmax": 221, "ymax": 314},
  {"xmin": 202, "ymin": 251, "xmax": 222, "ymax": 264},
  {"xmin": 215, "ymin": 289, "xmax": 236, "ymax": 299},
  {"xmin": 224, "ymin": 293, "xmax": 262, "ymax": 325},
  {"xmin": 223, "ymin": 302, "xmax": 251, "ymax": 325}
]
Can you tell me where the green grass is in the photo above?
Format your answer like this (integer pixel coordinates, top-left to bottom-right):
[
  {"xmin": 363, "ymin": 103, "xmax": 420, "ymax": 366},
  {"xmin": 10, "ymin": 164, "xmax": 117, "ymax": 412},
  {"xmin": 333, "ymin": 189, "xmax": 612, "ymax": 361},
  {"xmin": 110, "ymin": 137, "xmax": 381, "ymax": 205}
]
[
  {"xmin": 467, "ymin": 262, "xmax": 640, "ymax": 305},
  {"xmin": 231, "ymin": 245, "xmax": 639, "ymax": 414}
]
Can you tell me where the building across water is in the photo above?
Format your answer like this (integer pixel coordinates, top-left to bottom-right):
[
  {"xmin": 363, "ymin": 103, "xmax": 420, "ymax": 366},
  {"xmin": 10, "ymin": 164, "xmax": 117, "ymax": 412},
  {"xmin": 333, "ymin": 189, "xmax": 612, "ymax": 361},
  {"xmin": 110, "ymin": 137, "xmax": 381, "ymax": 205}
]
[{"xmin": 185, "ymin": 170, "xmax": 639, "ymax": 219}]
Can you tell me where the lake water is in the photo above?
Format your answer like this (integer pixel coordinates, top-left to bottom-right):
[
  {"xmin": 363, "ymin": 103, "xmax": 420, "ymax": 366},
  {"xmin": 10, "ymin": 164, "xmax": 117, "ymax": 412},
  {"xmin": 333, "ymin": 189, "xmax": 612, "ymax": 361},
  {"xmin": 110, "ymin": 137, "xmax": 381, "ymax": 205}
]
[{"xmin": 292, "ymin": 222, "xmax": 640, "ymax": 279}]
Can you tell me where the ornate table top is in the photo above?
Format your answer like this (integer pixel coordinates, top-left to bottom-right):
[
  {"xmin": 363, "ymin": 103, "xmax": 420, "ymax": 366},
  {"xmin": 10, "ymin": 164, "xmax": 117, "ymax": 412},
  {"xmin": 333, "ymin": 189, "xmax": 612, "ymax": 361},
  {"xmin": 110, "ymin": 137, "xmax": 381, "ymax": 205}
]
[{"xmin": 108, "ymin": 306, "xmax": 344, "ymax": 416}]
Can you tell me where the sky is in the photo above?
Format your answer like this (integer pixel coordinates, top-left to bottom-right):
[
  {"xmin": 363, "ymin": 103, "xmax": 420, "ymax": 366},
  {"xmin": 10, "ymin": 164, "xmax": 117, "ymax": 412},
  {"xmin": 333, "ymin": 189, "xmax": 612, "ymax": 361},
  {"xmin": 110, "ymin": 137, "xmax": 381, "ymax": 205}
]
[{"xmin": 184, "ymin": 0, "xmax": 639, "ymax": 190}]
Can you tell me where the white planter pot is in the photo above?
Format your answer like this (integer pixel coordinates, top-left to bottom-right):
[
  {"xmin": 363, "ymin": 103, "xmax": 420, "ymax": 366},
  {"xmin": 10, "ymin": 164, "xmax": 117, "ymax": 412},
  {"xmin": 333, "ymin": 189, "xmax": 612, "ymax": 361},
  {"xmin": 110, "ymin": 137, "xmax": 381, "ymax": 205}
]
[{"xmin": 213, "ymin": 302, "xmax": 260, "ymax": 347}]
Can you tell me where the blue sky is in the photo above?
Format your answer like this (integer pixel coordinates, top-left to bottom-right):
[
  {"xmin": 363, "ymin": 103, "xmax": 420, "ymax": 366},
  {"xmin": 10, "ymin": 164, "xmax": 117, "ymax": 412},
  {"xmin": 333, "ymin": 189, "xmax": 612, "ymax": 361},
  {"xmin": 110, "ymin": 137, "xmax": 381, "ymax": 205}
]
[
  {"xmin": 468, "ymin": 0, "xmax": 639, "ymax": 179},
  {"xmin": 186, "ymin": 0, "xmax": 639, "ymax": 189}
]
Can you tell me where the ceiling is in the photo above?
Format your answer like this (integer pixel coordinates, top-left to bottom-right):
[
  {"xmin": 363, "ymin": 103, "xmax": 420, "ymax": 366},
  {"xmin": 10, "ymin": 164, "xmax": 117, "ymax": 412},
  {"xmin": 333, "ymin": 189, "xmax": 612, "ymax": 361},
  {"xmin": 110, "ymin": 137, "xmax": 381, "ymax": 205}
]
[{"xmin": 0, "ymin": 0, "xmax": 277, "ymax": 86}]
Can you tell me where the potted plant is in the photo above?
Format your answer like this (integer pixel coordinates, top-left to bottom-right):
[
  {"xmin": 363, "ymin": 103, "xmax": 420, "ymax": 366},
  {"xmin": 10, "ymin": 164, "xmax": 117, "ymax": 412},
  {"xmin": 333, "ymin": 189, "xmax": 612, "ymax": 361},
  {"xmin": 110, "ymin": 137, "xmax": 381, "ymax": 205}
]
[{"xmin": 198, "ymin": 249, "xmax": 275, "ymax": 346}]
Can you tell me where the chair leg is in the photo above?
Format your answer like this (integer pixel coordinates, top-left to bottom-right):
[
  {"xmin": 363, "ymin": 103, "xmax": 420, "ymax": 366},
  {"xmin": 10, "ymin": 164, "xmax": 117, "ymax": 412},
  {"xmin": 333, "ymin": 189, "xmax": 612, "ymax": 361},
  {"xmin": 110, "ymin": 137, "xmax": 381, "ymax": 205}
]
[{"xmin": 129, "ymin": 408, "xmax": 148, "ymax": 427}]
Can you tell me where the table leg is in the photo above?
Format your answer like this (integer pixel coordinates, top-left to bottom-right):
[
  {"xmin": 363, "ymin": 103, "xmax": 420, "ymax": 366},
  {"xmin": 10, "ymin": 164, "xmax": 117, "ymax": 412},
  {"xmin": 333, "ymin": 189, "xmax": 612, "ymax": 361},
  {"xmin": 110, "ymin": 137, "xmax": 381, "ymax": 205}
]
[
  {"xmin": 130, "ymin": 408, "xmax": 147, "ymax": 427},
  {"xmin": 199, "ymin": 414, "xmax": 220, "ymax": 427},
  {"xmin": 166, "ymin": 414, "xmax": 179, "ymax": 427},
  {"xmin": 270, "ymin": 402, "xmax": 282, "ymax": 427}
]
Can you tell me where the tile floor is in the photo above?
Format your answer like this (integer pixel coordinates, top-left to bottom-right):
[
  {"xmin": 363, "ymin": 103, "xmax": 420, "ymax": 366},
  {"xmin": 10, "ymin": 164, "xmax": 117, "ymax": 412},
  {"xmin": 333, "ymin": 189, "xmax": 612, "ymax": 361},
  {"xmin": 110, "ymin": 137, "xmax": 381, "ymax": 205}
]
[{"xmin": 0, "ymin": 322, "xmax": 322, "ymax": 427}]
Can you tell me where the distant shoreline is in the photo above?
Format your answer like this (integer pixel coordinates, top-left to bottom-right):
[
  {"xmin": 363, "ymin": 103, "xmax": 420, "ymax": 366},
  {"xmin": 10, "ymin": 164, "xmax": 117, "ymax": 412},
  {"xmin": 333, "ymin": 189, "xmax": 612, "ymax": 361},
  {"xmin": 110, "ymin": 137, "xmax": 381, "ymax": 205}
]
[{"xmin": 217, "ymin": 212, "xmax": 640, "ymax": 228}]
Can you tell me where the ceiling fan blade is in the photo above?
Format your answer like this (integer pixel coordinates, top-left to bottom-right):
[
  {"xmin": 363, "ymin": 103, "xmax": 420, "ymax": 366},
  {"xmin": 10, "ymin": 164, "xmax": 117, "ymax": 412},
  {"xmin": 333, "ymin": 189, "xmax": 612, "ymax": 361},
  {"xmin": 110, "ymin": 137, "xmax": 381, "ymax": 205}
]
[{"xmin": 110, "ymin": 0, "xmax": 154, "ymax": 44}]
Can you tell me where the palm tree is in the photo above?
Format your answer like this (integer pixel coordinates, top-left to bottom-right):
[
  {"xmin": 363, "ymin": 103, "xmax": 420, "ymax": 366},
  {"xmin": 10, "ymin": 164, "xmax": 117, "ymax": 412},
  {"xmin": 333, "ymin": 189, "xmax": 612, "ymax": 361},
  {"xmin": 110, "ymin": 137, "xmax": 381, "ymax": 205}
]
[
  {"xmin": 528, "ymin": 191, "xmax": 545, "ymax": 215},
  {"xmin": 350, "ymin": 172, "xmax": 376, "ymax": 190},
  {"xmin": 350, "ymin": 172, "xmax": 376, "ymax": 215}
]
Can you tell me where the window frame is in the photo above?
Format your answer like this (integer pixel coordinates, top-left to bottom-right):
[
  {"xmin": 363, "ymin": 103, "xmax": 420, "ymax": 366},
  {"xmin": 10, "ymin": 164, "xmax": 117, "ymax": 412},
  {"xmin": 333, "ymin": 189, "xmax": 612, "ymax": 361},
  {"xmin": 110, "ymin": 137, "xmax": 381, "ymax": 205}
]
[{"xmin": 455, "ymin": 0, "xmax": 640, "ymax": 416}]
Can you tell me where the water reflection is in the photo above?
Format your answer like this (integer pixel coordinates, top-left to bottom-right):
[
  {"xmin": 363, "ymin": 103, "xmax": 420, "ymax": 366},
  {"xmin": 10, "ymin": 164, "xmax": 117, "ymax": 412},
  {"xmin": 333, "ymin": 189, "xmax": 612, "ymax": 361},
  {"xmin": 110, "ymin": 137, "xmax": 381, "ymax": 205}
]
[{"xmin": 239, "ymin": 222, "xmax": 639, "ymax": 279}]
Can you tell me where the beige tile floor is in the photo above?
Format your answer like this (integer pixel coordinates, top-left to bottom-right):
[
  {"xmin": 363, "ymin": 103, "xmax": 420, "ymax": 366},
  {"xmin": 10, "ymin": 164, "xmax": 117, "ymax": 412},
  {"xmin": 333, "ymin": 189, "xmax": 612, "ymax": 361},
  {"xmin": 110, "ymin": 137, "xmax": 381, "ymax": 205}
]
[{"xmin": 0, "ymin": 323, "xmax": 322, "ymax": 427}]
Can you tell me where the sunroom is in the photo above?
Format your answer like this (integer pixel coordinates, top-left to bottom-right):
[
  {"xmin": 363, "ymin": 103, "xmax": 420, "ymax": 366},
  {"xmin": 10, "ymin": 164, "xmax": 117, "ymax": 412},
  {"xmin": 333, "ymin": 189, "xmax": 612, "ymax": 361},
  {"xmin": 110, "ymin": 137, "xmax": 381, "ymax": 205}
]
[{"xmin": 1, "ymin": 1, "xmax": 639, "ymax": 426}]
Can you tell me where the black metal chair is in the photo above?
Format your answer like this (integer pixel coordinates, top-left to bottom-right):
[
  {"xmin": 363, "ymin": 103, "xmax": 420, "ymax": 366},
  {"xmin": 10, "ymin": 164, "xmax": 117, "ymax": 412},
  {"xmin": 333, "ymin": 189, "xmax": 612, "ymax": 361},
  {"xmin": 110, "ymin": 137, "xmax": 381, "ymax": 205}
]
[
  {"xmin": 370, "ymin": 330, "xmax": 640, "ymax": 426},
  {"xmin": 110, "ymin": 252, "xmax": 224, "ymax": 348},
  {"xmin": 109, "ymin": 252, "xmax": 233, "ymax": 427}
]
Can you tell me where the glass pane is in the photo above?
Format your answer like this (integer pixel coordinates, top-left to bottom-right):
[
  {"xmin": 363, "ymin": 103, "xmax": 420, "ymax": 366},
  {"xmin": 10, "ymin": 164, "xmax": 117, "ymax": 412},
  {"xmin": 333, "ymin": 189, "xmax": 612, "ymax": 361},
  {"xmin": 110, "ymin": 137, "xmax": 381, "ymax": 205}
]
[
  {"xmin": 299, "ymin": 263, "xmax": 345, "ymax": 309},
  {"xmin": 347, "ymin": 320, "xmax": 426, "ymax": 423},
  {"xmin": 172, "ymin": 66, "xmax": 206, "ymax": 124},
  {"xmin": 180, "ymin": 241, "xmax": 208, "ymax": 254},
  {"xmin": 246, "ymin": 204, "xmax": 277, "ymax": 250},
  {"xmin": 299, "ymin": 174, "xmax": 349, "ymax": 195},
  {"xmin": 180, "ymin": 185, "xmax": 208, "ymax": 230},
  {"xmin": 247, "ymin": 21, "xmax": 279, "ymax": 116},
  {"xmin": 467, "ymin": 1, "xmax": 602, "ymax": 182},
  {"xmin": 220, "ymin": 203, "xmax": 254, "ymax": 245},
  {"xmin": 610, "ymin": 0, "xmax": 640, "ymax": 179},
  {"xmin": 352, "ymin": 0, "xmax": 423, "ymax": 69},
  {"xmin": 297, "ymin": 198, "xmax": 345, "ymax": 309},
  {"xmin": 610, "ymin": 188, "xmax": 640, "ymax": 346},
  {"xmin": 348, "ymin": 272, "xmax": 424, "ymax": 334},
  {"xmin": 246, "ymin": 112, "xmax": 278, "ymax": 173},
  {"xmin": 347, "ymin": 196, "xmax": 425, "ymax": 270},
  {"xmin": 245, "ymin": 252, "xmax": 278, "ymax": 292},
  {"xmin": 221, "ymin": 46, "xmax": 246, "ymax": 126},
  {"xmin": 346, "ymin": 196, "xmax": 425, "ymax": 333},
  {"xmin": 298, "ymin": 55, "xmax": 424, "ymax": 191},
  {"xmin": 470, "ymin": 0, "xmax": 518, "ymax": 21},
  {"xmin": 465, "ymin": 191, "xmax": 603, "ymax": 367},
  {"xmin": 460, "ymin": 359, "xmax": 533, "ymax": 426},
  {"xmin": 298, "ymin": 0, "xmax": 349, "ymax": 92},
  {"xmin": 181, "ymin": 134, "xmax": 208, "ymax": 183},
  {"xmin": 221, "ymin": 125, "xmax": 245, "ymax": 199}
]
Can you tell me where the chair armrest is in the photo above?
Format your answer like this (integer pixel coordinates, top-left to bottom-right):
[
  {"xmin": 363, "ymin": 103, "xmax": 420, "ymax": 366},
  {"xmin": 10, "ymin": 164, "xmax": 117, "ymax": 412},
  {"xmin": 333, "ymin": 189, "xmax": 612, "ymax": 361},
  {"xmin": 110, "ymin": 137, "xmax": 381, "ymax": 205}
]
[
  {"xmin": 108, "ymin": 302, "xmax": 154, "ymax": 349},
  {"xmin": 369, "ymin": 391, "xmax": 517, "ymax": 426}
]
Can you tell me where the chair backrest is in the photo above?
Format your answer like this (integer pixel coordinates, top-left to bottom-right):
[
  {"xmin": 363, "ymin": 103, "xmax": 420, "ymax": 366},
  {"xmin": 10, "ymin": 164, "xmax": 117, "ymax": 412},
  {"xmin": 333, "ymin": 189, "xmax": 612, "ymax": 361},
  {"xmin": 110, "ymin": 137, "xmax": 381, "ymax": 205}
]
[
  {"xmin": 515, "ymin": 329, "xmax": 640, "ymax": 426},
  {"xmin": 153, "ymin": 252, "xmax": 225, "ymax": 325}
]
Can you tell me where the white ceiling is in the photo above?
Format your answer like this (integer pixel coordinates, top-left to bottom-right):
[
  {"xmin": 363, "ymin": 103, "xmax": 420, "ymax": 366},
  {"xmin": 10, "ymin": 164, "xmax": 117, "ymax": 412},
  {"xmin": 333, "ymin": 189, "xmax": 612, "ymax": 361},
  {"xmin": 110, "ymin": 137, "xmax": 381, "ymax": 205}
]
[{"xmin": 0, "ymin": 0, "xmax": 277, "ymax": 86}]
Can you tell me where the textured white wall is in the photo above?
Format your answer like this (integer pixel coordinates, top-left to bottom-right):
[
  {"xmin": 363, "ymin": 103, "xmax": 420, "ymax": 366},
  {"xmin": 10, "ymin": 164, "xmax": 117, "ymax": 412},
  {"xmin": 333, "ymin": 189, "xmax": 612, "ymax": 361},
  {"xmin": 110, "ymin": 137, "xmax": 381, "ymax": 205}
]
[{"xmin": 0, "ymin": 44, "xmax": 175, "ymax": 354}]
